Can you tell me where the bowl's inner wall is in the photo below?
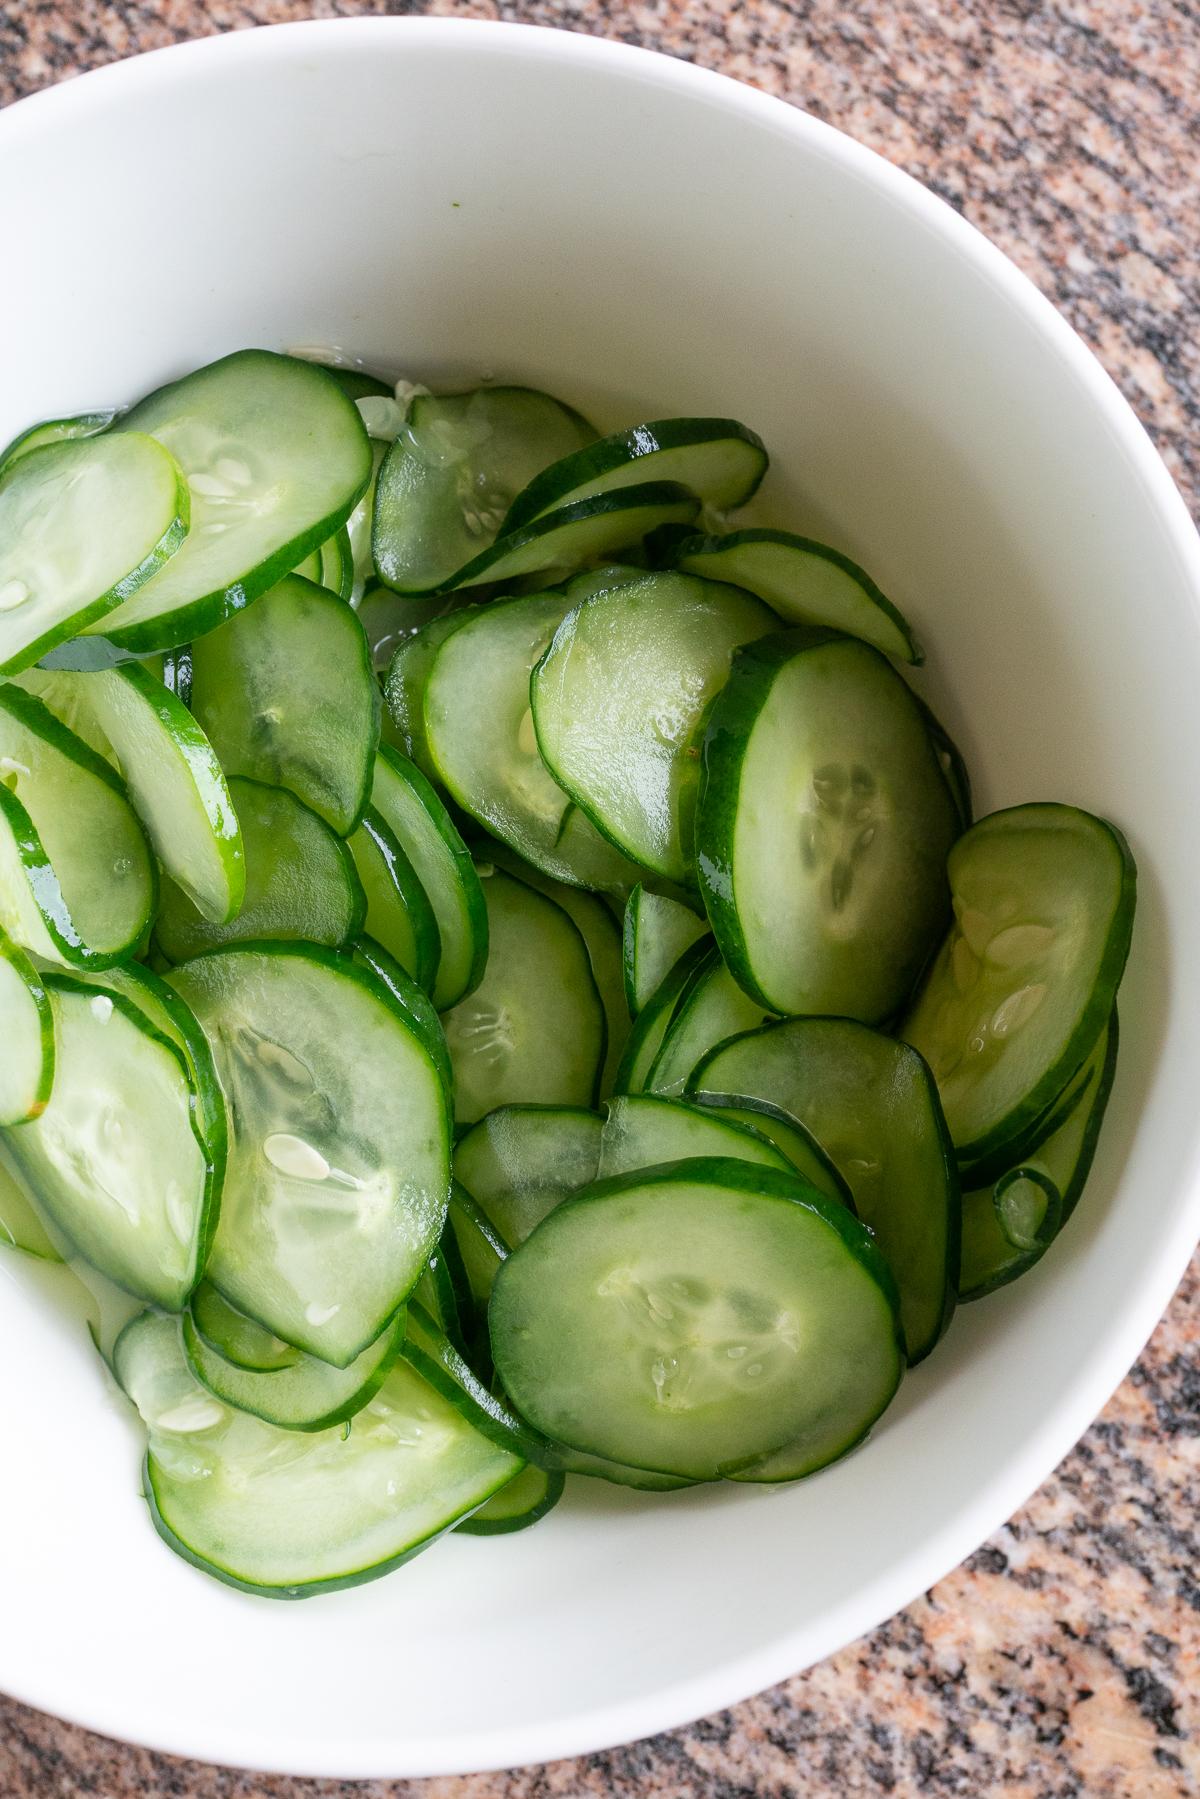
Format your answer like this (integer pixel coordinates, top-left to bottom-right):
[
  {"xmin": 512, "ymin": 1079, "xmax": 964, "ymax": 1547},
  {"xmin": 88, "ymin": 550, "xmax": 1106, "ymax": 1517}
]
[{"xmin": 1, "ymin": 22, "xmax": 1196, "ymax": 1777}]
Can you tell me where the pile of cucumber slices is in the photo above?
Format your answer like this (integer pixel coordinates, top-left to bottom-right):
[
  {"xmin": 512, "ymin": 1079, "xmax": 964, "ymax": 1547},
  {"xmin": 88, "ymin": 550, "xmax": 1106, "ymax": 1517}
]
[{"xmin": 0, "ymin": 350, "xmax": 1136, "ymax": 1598}]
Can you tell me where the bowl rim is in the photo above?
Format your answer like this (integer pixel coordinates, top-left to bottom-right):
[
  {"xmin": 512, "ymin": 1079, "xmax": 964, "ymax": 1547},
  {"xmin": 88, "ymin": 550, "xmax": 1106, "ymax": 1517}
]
[{"xmin": 3, "ymin": 14, "xmax": 1200, "ymax": 1780}]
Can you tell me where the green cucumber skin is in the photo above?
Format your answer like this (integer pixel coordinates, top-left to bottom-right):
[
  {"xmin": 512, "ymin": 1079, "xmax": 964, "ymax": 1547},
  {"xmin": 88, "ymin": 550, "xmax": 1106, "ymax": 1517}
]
[
  {"xmin": 0, "ymin": 409, "xmax": 119, "ymax": 479},
  {"xmin": 443, "ymin": 481, "xmax": 701, "ymax": 594},
  {"xmin": 0, "ymin": 929, "xmax": 55, "ymax": 1122},
  {"xmin": 351, "ymin": 933, "xmax": 454, "ymax": 1103},
  {"xmin": 181, "ymin": 1308, "xmax": 407, "ymax": 1434},
  {"xmin": 350, "ymin": 806, "xmax": 441, "ymax": 995},
  {"xmin": 912, "ymin": 694, "xmax": 972, "ymax": 831},
  {"xmin": 455, "ymin": 1467, "xmax": 565, "ymax": 1535},
  {"xmin": 611, "ymin": 937, "xmax": 713, "ymax": 1094},
  {"xmin": 685, "ymin": 1091, "xmax": 856, "ymax": 1212}
]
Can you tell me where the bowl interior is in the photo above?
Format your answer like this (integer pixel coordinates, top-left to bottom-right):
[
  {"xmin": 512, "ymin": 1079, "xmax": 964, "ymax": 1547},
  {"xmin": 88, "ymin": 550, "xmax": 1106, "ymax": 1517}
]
[{"xmin": 1, "ymin": 19, "xmax": 1198, "ymax": 1779}]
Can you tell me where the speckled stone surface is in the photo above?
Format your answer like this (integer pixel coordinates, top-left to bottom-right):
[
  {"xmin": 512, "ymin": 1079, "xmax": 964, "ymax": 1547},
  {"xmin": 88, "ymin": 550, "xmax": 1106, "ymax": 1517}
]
[{"xmin": 1, "ymin": 2, "xmax": 1198, "ymax": 1794}]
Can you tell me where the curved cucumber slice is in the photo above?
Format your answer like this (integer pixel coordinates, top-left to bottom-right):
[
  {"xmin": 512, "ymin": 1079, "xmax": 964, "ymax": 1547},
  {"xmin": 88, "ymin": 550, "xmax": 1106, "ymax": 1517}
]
[
  {"xmin": 445, "ymin": 482, "xmax": 701, "ymax": 594},
  {"xmin": 445, "ymin": 1182, "xmax": 510, "ymax": 1314},
  {"xmin": 412, "ymin": 1244, "xmax": 466, "ymax": 1354},
  {"xmin": 0, "ymin": 685, "xmax": 156, "ymax": 968},
  {"xmin": 183, "ymin": 1305, "xmax": 406, "ymax": 1431},
  {"xmin": 89, "ymin": 351, "xmax": 372, "ymax": 650},
  {"xmin": 0, "ymin": 433, "xmax": 188, "ymax": 674},
  {"xmin": 532, "ymin": 572, "xmax": 775, "ymax": 884},
  {"xmin": 442, "ymin": 867, "xmax": 605, "ymax": 1125},
  {"xmin": 644, "ymin": 946, "xmax": 771, "ymax": 1097},
  {"xmin": 5, "ymin": 975, "xmax": 214, "ymax": 1307},
  {"xmin": 613, "ymin": 936, "xmax": 712, "ymax": 1094},
  {"xmin": 350, "ymin": 935, "xmax": 452, "ymax": 1101},
  {"xmin": 117, "ymin": 1310, "xmax": 519, "ymax": 1599},
  {"xmin": 0, "ymin": 929, "xmax": 53, "ymax": 1124},
  {"xmin": 902, "ymin": 803, "xmax": 1136, "ymax": 1168},
  {"xmin": 490, "ymin": 1157, "xmax": 903, "ymax": 1481},
  {"xmin": 663, "ymin": 528, "xmax": 919, "ymax": 664},
  {"xmin": 190, "ymin": 574, "xmax": 379, "ymax": 836},
  {"xmin": 914, "ymin": 695, "xmax": 972, "ymax": 831},
  {"xmin": 12, "ymin": 666, "xmax": 117, "ymax": 762},
  {"xmin": 691, "ymin": 1019, "xmax": 959, "ymax": 1364},
  {"xmin": 373, "ymin": 387, "xmax": 597, "ymax": 594},
  {"xmin": 424, "ymin": 591, "xmax": 639, "ymax": 894},
  {"xmin": 454, "ymin": 1105, "xmax": 603, "ymax": 1246},
  {"xmin": 456, "ymin": 1462, "xmax": 565, "ymax": 1536},
  {"xmin": 0, "ymin": 1146, "xmax": 62, "ymax": 1261},
  {"xmin": 371, "ymin": 748, "xmax": 486, "ymax": 1009},
  {"xmin": 155, "ymin": 778, "xmax": 365, "ymax": 963},
  {"xmin": 686, "ymin": 1093, "xmax": 852, "ymax": 1209},
  {"xmin": 697, "ymin": 629, "xmax": 959, "ymax": 1021},
  {"xmin": 45, "ymin": 663, "xmax": 243, "ymax": 924},
  {"xmin": 347, "ymin": 441, "xmax": 387, "ymax": 604},
  {"xmin": 502, "ymin": 417, "xmax": 768, "ymax": 535},
  {"xmin": 623, "ymin": 886, "xmax": 708, "ymax": 1015},
  {"xmin": 347, "ymin": 807, "xmax": 440, "ymax": 994},
  {"xmin": 383, "ymin": 608, "xmax": 477, "ymax": 778},
  {"xmin": 0, "ymin": 408, "xmax": 117, "ymax": 479},
  {"xmin": 169, "ymin": 944, "xmax": 451, "ymax": 1366},
  {"xmin": 190, "ymin": 1281, "xmax": 300, "ymax": 1372},
  {"xmin": 599, "ymin": 1093, "xmax": 793, "ymax": 1179},
  {"xmin": 294, "ymin": 527, "xmax": 353, "ymax": 602}
]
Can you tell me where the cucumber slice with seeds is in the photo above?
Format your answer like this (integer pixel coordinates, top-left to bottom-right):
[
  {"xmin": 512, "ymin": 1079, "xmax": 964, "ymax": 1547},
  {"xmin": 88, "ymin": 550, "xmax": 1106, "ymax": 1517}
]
[
  {"xmin": 347, "ymin": 807, "xmax": 440, "ymax": 993},
  {"xmin": 644, "ymin": 946, "xmax": 771, "ymax": 1097},
  {"xmin": 190, "ymin": 573, "xmax": 379, "ymax": 836},
  {"xmin": 623, "ymin": 885, "xmax": 709, "ymax": 1014},
  {"xmin": 0, "ymin": 928, "xmax": 54, "ymax": 1124},
  {"xmin": 0, "ymin": 433, "xmax": 189, "ymax": 674},
  {"xmin": 599, "ymin": 1093, "xmax": 793, "ymax": 1179},
  {"xmin": 183, "ymin": 1304, "xmax": 406, "ymax": 1431},
  {"xmin": 532, "ymin": 572, "xmax": 775, "ymax": 884},
  {"xmin": 454, "ymin": 1105, "xmax": 603, "ymax": 1246},
  {"xmin": 87, "ymin": 351, "xmax": 372, "ymax": 651},
  {"xmin": 0, "ymin": 408, "xmax": 118, "ymax": 479},
  {"xmin": 502, "ymin": 418, "xmax": 767, "ymax": 535},
  {"xmin": 902, "ymin": 804, "xmax": 1135, "ymax": 1169},
  {"xmin": 444, "ymin": 483, "xmax": 701, "ymax": 594}
]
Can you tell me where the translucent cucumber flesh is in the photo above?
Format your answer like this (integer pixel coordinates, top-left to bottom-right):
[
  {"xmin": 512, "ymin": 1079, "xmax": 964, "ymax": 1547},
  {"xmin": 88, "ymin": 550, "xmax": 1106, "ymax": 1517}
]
[
  {"xmin": 624, "ymin": 887, "xmax": 709, "ymax": 1013},
  {"xmin": 183, "ymin": 1306, "xmax": 405, "ymax": 1430},
  {"xmin": 454, "ymin": 1106, "xmax": 602, "ymax": 1245},
  {"xmin": 599, "ymin": 1094, "xmax": 792, "ymax": 1180},
  {"xmin": 0, "ymin": 1146, "xmax": 62, "ymax": 1261},
  {"xmin": 645, "ymin": 951, "xmax": 770, "ymax": 1097},
  {"xmin": 347, "ymin": 809, "xmax": 439, "ymax": 993},
  {"xmin": 0, "ymin": 934, "xmax": 53, "ymax": 1124}
]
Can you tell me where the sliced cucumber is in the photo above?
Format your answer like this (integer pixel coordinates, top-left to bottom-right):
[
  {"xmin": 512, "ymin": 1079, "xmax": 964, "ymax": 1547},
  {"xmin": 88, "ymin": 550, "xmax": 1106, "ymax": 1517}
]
[
  {"xmin": 0, "ymin": 1145, "xmax": 62, "ymax": 1261},
  {"xmin": 622, "ymin": 886, "xmax": 709, "ymax": 1015},
  {"xmin": 190, "ymin": 574, "xmax": 379, "ymax": 836},
  {"xmin": 310, "ymin": 365, "xmax": 395, "ymax": 404},
  {"xmin": 0, "ymin": 408, "xmax": 117, "ymax": 479},
  {"xmin": 42, "ymin": 663, "xmax": 243, "ymax": 924},
  {"xmin": 370, "ymin": 748, "xmax": 486, "ymax": 1009},
  {"xmin": 169, "ymin": 944, "xmax": 451, "ymax": 1366},
  {"xmin": 686, "ymin": 1093, "xmax": 852, "ymax": 1209},
  {"xmin": 11, "ymin": 667, "xmax": 116, "ymax": 762},
  {"xmin": 294, "ymin": 527, "xmax": 353, "ymax": 602},
  {"xmin": 347, "ymin": 440, "xmax": 387, "ymax": 602},
  {"xmin": 549, "ymin": 1446, "xmax": 694, "ymax": 1491},
  {"xmin": 350, "ymin": 935, "xmax": 452, "ymax": 1101},
  {"xmin": 599, "ymin": 1093, "xmax": 793, "ymax": 1180},
  {"xmin": 116, "ymin": 1310, "xmax": 520, "ymax": 1599},
  {"xmin": 697, "ymin": 629, "xmax": 959, "ymax": 1021},
  {"xmin": 442, "ymin": 867, "xmax": 605, "ymax": 1125},
  {"xmin": 0, "ymin": 433, "xmax": 189, "ymax": 674},
  {"xmin": 446, "ymin": 1182, "xmax": 510, "ymax": 1313},
  {"xmin": 412, "ymin": 1244, "xmax": 466, "ymax": 1354},
  {"xmin": 644, "ymin": 946, "xmax": 771, "ymax": 1097},
  {"xmin": 490, "ymin": 1157, "xmax": 903, "ymax": 1480},
  {"xmin": 502, "ymin": 418, "xmax": 767, "ymax": 534},
  {"xmin": 383, "ymin": 608, "xmax": 476, "ymax": 778},
  {"xmin": 190, "ymin": 1281, "xmax": 300, "ymax": 1372},
  {"xmin": 454, "ymin": 1106, "xmax": 602, "ymax": 1246},
  {"xmin": 0, "ymin": 685, "xmax": 156, "ymax": 968},
  {"xmin": 659, "ymin": 528, "xmax": 919, "ymax": 664},
  {"xmin": 155, "ymin": 779, "xmax": 365, "ymax": 963},
  {"xmin": 183, "ymin": 1305, "xmax": 406, "ymax": 1431},
  {"xmin": 87, "ymin": 351, "xmax": 372, "ymax": 650},
  {"xmin": 914, "ymin": 695, "xmax": 972, "ymax": 831},
  {"xmin": 423, "ymin": 591, "xmax": 639, "ymax": 894},
  {"xmin": 0, "ymin": 928, "xmax": 54, "ymax": 1124},
  {"xmin": 532, "ymin": 572, "xmax": 775, "ymax": 884},
  {"xmin": 691, "ymin": 1019, "xmax": 958, "ymax": 1363},
  {"xmin": 902, "ymin": 803, "xmax": 1136, "ymax": 1169},
  {"xmin": 613, "ymin": 936, "xmax": 713, "ymax": 1094},
  {"xmin": 347, "ymin": 808, "xmax": 440, "ymax": 993},
  {"xmin": 456, "ymin": 1462, "xmax": 565, "ymax": 1535},
  {"xmin": 373, "ymin": 387, "xmax": 597, "ymax": 594},
  {"xmin": 5, "ymin": 975, "xmax": 215, "ymax": 1307},
  {"xmin": 444, "ymin": 483, "xmax": 701, "ymax": 594}
]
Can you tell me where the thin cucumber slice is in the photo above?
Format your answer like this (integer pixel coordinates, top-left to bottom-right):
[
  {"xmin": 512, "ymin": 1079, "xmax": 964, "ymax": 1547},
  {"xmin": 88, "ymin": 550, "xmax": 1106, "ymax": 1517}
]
[
  {"xmin": 623, "ymin": 886, "xmax": 709, "ymax": 1014},
  {"xmin": 552, "ymin": 1447, "xmax": 694, "ymax": 1491},
  {"xmin": 89, "ymin": 351, "xmax": 372, "ymax": 651},
  {"xmin": 697, "ymin": 629, "xmax": 959, "ymax": 1021},
  {"xmin": 0, "ymin": 685, "xmax": 156, "ymax": 968},
  {"xmin": 442, "ymin": 867, "xmax": 605, "ymax": 1125},
  {"xmin": 347, "ymin": 807, "xmax": 440, "ymax": 994},
  {"xmin": 445, "ymin": 1182, "xmax": 510, "ymax": 1313},
  {"xmin": 399, "ymin": 1302, "xmax": 545, "ymax": 1459},
  {"xmin": 454, "ymin": 1105, "xmax": 603, "ymax": 1246},
  {"xmin": 357, "ymin": 584, "xmax": 436, "ymax": 675},
  {"xmin": 412, "ymin": 1244, "xmax": 466, "ymax": 1353},
  {"xmin": 383, "ymin": 606, "xmax": 476, "ymax": 775},
  {"xmin": 485, "ymin": 844, "xmax": 628, "ymax": 1094},
  {"xmin": 902, "ymin": 803, "xmax": 1136, "ymax": 1168},
  {"xmin": 443, "ymin": 483, "xmax": 701, "ymax": 594},
  {"xmin": 169, "ymin": 944, "xmax": 451, "ymax": 1366},
  {"xmin": 294, "ymin": 528, "xmax": 353, "ymax": 602},
  {"xmin": 44, "ymin": 663, "xmax": 244, "ymax": 924},
  {"xmin": 183, "ymin": 1305, "xmax": 406, "ymax": 1431},
  {"xmin": 373, "ymin": 387, "xmax": 597, "ymax": 594},
  {"xmin": 599, "ymin": 1093, "xmax": 793, "ymax": 1180},
  {"xmin": 0, "ymin": 928, "xmax": 54, "ymax": 1124},
  {"xmin": 456, "ymin": 1462, "xmax": 565, "ymax": 1536},
  {"xmin": 0, "ymin": 1145, "xmax": 62, "ymax": 1261},
  {"xmin": 190, "ymin": 574, "xmax": 379, "ymax": 836},
  {"xmin": 644, "ymin": 946, "xmax": 771, "ymax": 1097},
  {"xmin": 371, "ymin": 748, "xmax": 487, "ymax": 1009},
  {"xmin": 11, "ymin": 667, "xmax": 116, "ymax": 762},
  {"xmin": 0, "ymin": 433, "xmax": 189, "ymax": 674},
  {"xmin": 5, "ymin": 975, "xmax": 215, "ymax": 1307},
  {"xmin": 190, "ymin": 1281, "xmax": 300, "ymax": 1372},
  {"xmin": 490, "ymin": 1157, "xmax": 903, "ymax": 1480},
  {"xmin": 155, "ymin": 779, "xmax": 365, "ymax": 963},
  {"xmin": 0, "ymin": 408, "xmax": 117, "ymax": 479},
  {"xmin": 424, "ymin": 591, "xmax": 640, "ymax": 894},
  {"xmin": 661, "ymin": 528, "xmax": 920, "ymax": 664},
  {"xmin": 612, "ymin": 936, "xmax": 713, "ymax": 1094},
  {"xmin": 347, "ymin": 441, "xmax": 387, "ymax": 603},
  {"xmin": 314, "ymin": 366, "xmax": 395, "ymax": 403},
  {"xmin": 914, "ymin": 695, "xmax": 972, "ymax": 831},
  {"xmin": 686, "ymin": 1093, "xmax": 853, "ymax": 1209},
  {"xmin": 116, "ymin": 1310, "xmax": 520, "ymax": 1599},
  {"xmin": 691, "ymin": 1019, "xmax": 959, "ymax": 1364},
  {"xmin": 532, "ymin": 572, "xmax": 775, "ymax": 884},
  {"xmin": 350, "ymin": 935, "xmax": 452, "ymax": 1102},
  {"xmin": 502, "ymin": 418, "xmax": 768, "ymax": 534}
]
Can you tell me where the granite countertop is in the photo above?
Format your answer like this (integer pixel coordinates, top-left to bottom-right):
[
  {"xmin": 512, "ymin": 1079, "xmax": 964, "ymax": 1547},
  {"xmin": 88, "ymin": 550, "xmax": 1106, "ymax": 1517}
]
[{"xmin": 1, "ymin": 2, "xmax": 1198, "ymax": 1794}]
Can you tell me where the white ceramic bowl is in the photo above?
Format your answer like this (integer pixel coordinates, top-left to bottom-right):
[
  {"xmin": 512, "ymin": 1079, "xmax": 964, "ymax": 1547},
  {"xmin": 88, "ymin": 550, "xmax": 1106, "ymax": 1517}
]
[{"xmin": 2, "ymin": 18, "xmax": 1198, "ymax": 1780}]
